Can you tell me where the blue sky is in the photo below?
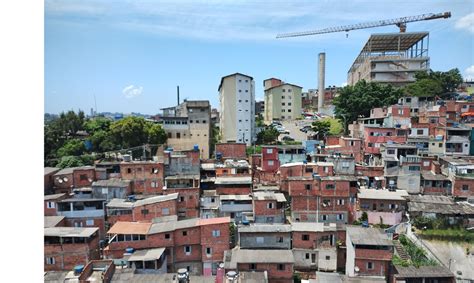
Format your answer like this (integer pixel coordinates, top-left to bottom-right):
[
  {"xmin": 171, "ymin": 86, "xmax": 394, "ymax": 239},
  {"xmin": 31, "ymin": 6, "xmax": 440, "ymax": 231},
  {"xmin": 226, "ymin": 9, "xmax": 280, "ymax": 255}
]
[{"xmin": 45, "ymin": 0, "xmax": 474, "ymax": 115}]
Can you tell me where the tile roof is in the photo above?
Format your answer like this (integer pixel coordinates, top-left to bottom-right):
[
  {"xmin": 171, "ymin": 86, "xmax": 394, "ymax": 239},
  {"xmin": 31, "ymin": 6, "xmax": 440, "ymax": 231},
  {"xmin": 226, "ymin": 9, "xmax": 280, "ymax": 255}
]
[{"xmin": 107, "ymin": 222, "xmax": 152, "ymax": 235}]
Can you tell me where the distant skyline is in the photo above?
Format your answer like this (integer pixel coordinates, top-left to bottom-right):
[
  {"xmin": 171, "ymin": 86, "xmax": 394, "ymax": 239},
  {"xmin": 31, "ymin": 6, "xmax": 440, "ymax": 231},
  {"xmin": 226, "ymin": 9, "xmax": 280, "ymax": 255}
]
[{"xmin": 45, "ymin": 0, "xmax": 474, "ymax": 115}]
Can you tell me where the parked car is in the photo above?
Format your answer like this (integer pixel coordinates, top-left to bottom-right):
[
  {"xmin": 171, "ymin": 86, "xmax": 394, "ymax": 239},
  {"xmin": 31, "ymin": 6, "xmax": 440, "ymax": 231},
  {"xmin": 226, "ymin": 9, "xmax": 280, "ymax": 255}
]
[
  {"xmin": 281, "ymin": 135, "xmax": 295, "ymax": 141},
  {"xmin": 300, "ymin": 125, "xmax": 312, "ymax": 133}
]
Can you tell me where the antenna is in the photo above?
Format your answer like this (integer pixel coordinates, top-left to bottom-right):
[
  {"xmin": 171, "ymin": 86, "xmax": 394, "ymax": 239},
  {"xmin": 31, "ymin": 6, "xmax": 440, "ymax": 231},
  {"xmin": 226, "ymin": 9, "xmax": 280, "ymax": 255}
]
[{"xmin": 177, "ymin": 86, "xmax": 180, "ymax": 106}]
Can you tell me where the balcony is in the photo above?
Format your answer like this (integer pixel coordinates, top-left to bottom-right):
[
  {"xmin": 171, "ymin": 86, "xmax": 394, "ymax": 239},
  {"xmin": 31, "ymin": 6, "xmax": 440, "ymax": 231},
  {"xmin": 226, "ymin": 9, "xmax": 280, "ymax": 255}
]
[{"xmin": 57, "ymin": 209, "xmax": 104, "ymax": 218}]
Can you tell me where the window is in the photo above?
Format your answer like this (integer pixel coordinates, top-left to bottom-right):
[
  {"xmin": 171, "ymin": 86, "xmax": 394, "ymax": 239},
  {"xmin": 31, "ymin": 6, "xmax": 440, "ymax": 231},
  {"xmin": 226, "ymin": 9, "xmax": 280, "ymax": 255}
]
[
  {"xmin": 281, "ymin": 96, "xmax": 285, "ymax": 99},
  {"xmin": 239, "ymin": 100, "xmax": 242, "ymax": 103},
  {"xmin": 288, "ymin": 109, "xmax": 292, "ymax": 112},
  {"xmin": 302, "ymin": 234, "xmax": 309, "ymax": 241},
  {"xmin": 46, "ymin": 201, "xmax": 55, "ymax": 209},
  {"xmin": 211, "ymin": 197, "xmax": 215, "ymax": 203},
  {"xmin": 282, "ymin": 89, "xmax": 286, "ymax": 92},
  {"xmin": 342, "ymin": 162, "xmax": 350, "ymax": 169},
  {"xmin": 180, "ymin": 196, "xmax": 185, "ymax": 202},
  {"xmin": 337, "ymin": 199, "xmax": 345, "ymax": 205},
  {"xmin": 423, "ymin": 161, "xmax": 430, "ymax": 167},
  {"xmin": 417, "ymin": 129, "xmax": 424, "ymax": 135},
  {"xmin": 267, "ymin": 148, "xmax": 273, "ymax": 154},
  {"xmin": 245, "ymin": 90, "xmax": 248, "ymax": 93},
  {"xmin": 439, "ymin": 143, "xmax": 443, "ymax": 148},
  {"xmin": 268, "ymin": 160, "xmax": 274, "ymax": 166},
  {"xmin": 162, "ymin": 208, "xmax": 170, "ymax": 215},
  {"xmin": 322, "ymin": 215, "xmax": 328, "ymax": 221},
  {"xmin": 256, "ymin": 237, "xmax": 264, "ymax": 244},
  {"xmin": 337, "ymin": 214, "xmax": 344, "ymax": 221},
  {"xmin": 182, "ymin": 231, "xmax": 187, "ymax": 236},
  {"xmin": 277, "ymin": 264, "xmax": 285, "ymax": 271},
  {"xmin": 80, "ymin": 174, "xmax": 88, "ymax": 181},
  {"xmin": 408, "ymin": 166, "xmax": 420, "ymax": 171},
  {"xmin": 387, "ymin": 149, "xmax": 395, "ymax": 155},
  {"xmin": 250, "ymin": 263, "xmax": 256, "ymax": 270},
  {"xmin": 212, "ymin": 230, "xmax": 221, "ymax": 237},
  {"xmin": 367, "ymin": 262, "xmax": 374, "ymax": 270},
  {"xmin": 267, "ymin": 202, "xmax": 274, "ymax": 209},
  {"xmin": 326, "ymin": 184, "xmax": 335, "ymax": 190},
  {"xmin": 462, "ymin": 185, "xmax": 469, "ymax": 191},
  {"xmin": 305, "ymin": 184, "xmax": 312, "ymax": 190},
  {"xmin": 277, "ymin": 237, "xmax": 283, "ymax": 243},
  {"xmin": 282, "ymin": 103, "xmax": 285, "ymax": 106},
  {"xmin": 322, "ymin": 199, "xmax": 331, "ymax": 207},
  {"xmin": 141, "ymin": 209, "xmax": 149, "ymax": 215},
  {"xmin": 86, "ymin": 219, "xmax": 94, "ymax": 226},
  {"xmin": 185, "ymin": 246, "xmax": 191, "ymax": 254},
  {"xmin": 151, "ymin": 181, "xmax": 158, "ymax": 188},
  {"xmin": 239, "ymin": 90, "xmax": 242, "ymax": 92},
  {"xmin": 325, "ymin": 256, "xmax": 330, "ymax": 260},
  {"xmin": 46, "ymin": 257, "xmax": 55, "ymax": 265},
  {"xmin": 288, "ymin": 102, "xmax": 292, "ymax": 106},
  {"xmin": 282, "ymin": 109, "xmax": 285, "ymax": 112},
  {"xmin": 305, "ymin": 167, "xmax": 313, "ymax": 173},
  {"xmin": 176, "ymin": 133, "xmax": 181, "ymax": 139},
  {"xmin": 305, "ymin": 253, "xmax": 310, "ymax": 259},
  {"xmin": 206, "ymin": 247, "xmax": 212, "ymax": 255},
  {"xmin": 165, "ymin": 233, "xmax": 170, "ymax": 239}
]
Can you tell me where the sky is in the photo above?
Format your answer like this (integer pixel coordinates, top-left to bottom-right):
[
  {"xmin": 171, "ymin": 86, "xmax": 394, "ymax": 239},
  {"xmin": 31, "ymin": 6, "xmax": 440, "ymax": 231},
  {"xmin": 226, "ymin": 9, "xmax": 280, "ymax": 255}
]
[{"xmin": 45, "ymin": 0, "xmax": 474, "ymax": 115}]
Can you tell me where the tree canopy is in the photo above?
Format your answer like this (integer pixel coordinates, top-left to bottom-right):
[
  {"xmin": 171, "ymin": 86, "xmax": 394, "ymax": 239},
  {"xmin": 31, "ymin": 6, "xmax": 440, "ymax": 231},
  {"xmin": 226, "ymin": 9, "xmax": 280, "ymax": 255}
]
[
  {"xmin": 45, "ymin": 112, "xmax": 167, "ymax": 167},
  {"xmin": 333, "ymin": 80, "xmax": 403, "ymax": 132},
  {"xmin": 404, "ymin": 68, "xmax": 463, "ymax": 97},
  {"xmin": 256, "ymin": 125, "xmax": 279, "ymax": 144}
]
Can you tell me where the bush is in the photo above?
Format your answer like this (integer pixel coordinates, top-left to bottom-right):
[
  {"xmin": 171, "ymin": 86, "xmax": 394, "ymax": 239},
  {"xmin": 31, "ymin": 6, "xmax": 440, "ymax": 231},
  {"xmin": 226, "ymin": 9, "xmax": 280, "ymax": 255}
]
[{"xmin": 420, "ymin": 229, "xmax": 474, "ymax": 243}]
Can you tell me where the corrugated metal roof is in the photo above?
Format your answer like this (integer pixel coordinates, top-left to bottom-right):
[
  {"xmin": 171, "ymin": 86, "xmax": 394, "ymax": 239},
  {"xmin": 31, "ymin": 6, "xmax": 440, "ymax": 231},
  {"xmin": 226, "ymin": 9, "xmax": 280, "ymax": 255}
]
[
  {"xmin": 92, "ymin": 179, "xmax": 131, "ymax": 187},
  {"xmin": 347, "ymin": 226, "xmax": 393, "ymax": 246},
  {"xmin": 238, "ymin": 224, "xmax": 291, "ymax": 233},
  {"xmin": 253, "ymin": 191, "xmax": 287, "ymax": 202},
  {"xmin": 220, "ymin": 194, "xmax": 252, "ymax": 201},
  {"xmin": 44, "ymin": 216, "xmax": 65, "ymax": 228},
  {"xmin": 106, "ymin": 193, "xmax": 178, "ymax": 208},
  {"xmin": 128, "ymin": 248, "xmax": 165, "ymax": 262},
  {"xmin": 394, "ymin": 265, "xmax": 454, "ymax": 278},
  {"xmin": 44, "ymin": 193, "xmax": 66, "ymax": 201},
  {"xmin": 215, "ymin": 176, "xmax": 252, "ymax": 185},
  {"xmin": 358, "ymin": 188, "xmax": 409, "ymax": 201},
  {"xmin": 291, "ymin": 222, "xmax": 340, "ymax": 232},
  {"xmin": 232, "ymin": 249, "xmax": 295, "ymax": 263}
]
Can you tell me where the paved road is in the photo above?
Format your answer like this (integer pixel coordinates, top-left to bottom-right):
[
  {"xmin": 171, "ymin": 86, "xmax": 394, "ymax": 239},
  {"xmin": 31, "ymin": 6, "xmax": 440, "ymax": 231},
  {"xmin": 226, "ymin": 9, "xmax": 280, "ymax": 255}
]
[{"xmin": 279, "ymin": 120, "xmax": 314, "ymax": 142}]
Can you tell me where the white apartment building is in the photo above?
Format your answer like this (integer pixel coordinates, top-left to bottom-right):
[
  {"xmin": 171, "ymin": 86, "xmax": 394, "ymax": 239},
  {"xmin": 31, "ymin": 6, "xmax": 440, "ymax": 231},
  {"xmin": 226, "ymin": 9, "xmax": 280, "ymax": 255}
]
[
  {"xmin": 218, "ymin": 73, "xmax": 255, "ymax": 146},
  {"xmin": 263, "ymin": 78, "xmax": 302, "ymax": 123}
]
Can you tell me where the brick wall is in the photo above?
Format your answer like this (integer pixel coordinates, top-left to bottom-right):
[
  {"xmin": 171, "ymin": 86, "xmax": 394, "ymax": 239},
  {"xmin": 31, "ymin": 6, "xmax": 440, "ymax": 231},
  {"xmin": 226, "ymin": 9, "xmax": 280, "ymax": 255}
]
[
  {"xmin": 216, "ymin": 143, "xmax": 247, "ymax": 160},
  {"xmin": 73, "ymin": 168, "xmax": 96, "ymax": 188},
  {"xmin": 237, "ymin": 262, "xmax": 293, "ymax": 280},
  {"xmin": 120, "ymin": 162, "xmax": 164, "ymax": 195},
  {"xmin": 44, "ymin": 236, "xmax": 100, "ymax": 271},
  {"xmin": 216, "ymin": 186, "xmax": 252, "ymax": 195},
  {"xmin": 452, "ymin": 177, "xmax": 474, "ymax": 199},
  {"xmin": 166, "ymin": 188, "xmax": 200, "ymax": 219}
]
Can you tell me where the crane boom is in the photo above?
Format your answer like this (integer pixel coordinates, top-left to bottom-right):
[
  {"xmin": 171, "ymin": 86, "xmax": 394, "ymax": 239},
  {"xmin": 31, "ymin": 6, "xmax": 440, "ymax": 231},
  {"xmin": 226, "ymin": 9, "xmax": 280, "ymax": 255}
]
[{"xmin": 276, "ymin": 11, "xmax": 451, "ymax": 38}]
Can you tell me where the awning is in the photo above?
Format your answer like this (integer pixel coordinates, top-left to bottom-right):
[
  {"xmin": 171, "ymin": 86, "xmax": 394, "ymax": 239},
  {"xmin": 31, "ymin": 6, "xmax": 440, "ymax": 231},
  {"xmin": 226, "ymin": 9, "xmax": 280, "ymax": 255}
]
[{"xmin": 128, "ymin": 248, "xmax": 165, "ymax": 262}]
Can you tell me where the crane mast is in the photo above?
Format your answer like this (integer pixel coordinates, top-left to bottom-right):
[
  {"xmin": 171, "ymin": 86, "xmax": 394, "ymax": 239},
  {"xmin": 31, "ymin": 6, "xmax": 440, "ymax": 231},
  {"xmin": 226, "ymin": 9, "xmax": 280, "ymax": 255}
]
[{"xmin": 276, "ymin": 12, "xmax": 451, "ymax": 38}]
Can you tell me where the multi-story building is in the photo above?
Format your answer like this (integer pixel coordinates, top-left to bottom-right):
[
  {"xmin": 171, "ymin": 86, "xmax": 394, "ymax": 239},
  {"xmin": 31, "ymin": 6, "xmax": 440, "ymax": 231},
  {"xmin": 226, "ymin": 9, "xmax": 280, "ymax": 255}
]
[
  {"xmin": 218, "ymin": 73, "xmax": 255, "ymax": 145},
  {"xmin": 91, "ymin": 179, "xmax": 131, "ymax": 200},
  {"xmin": 52, "ymin": 166, "xmax": 98, "ymax": 194},
  {"xmin": 216, "ymin": 143, "xmax": 247, "ymax": 160},
  {"xmin": 252, "ymin": 191, "xmax": 286, "ymax": 224},
  {"xmin": 348, "ymin": 32, "xmax": 430, "ymax": 86},
  {"xmin": 44, "ymin": 227, "xmax": 100, "ymax": 271},
  {"xmin": 161, "ymin": 100, "xmax": 212, "ymax": 159},
  {"xmin": 105, "ymin": 217, "xmax": 230, "ymax": 276},
  {"xmin": 44, "ymin": 193, "xmax": 67, "ymax": 216},
  {"xmin": 263, "ymin": 78, "xmax": 302, "ymax": 123},
  {"xmin": 45, "ymin": 167, "xmax": 60, "ymax": 194},
  {"xmin": 356, "ymin": 188, "xmax": 409, "ymax": 226},
  {"xmin": 291, "ymin": 222, "xmax": 344, "ymax": 272},
  {"xmin": 345, "ymin": 226, "xmax": 394, "ymax": 280}
]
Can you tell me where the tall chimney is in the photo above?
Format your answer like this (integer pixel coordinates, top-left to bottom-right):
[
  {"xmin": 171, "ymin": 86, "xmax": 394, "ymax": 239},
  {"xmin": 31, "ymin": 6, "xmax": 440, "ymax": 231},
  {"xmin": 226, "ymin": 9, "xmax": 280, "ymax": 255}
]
[
  {"xmin": 318, "ymin": 52, "xmax": 325, "ymax": 111},
  {"xmin": 177, "ymin": 85, "xmax": 180, "ymax": 105}
]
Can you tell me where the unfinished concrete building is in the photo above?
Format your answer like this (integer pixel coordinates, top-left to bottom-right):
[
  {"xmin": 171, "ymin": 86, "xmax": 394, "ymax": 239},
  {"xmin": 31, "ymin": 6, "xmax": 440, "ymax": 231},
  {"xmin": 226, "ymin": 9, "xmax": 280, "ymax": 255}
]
[{"xmin": 348, "ymin": 32, "xmax": 430, "ymax": 86}]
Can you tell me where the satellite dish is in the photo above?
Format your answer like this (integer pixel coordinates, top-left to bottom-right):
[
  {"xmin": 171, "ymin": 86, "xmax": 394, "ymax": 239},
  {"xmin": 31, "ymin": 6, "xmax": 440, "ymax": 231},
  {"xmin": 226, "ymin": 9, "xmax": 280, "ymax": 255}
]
[
  {"xmin": 88, "ymin": 178, "xmax": 93, "ymax": 182},
  {"xmin": 162, "ymin": 186, "xmax": 167, "ymax": 191},
  {"xmin": 153, "ymin": 169, "xmax": 159, "ymax": 173},
  {"xmin": 63, "ymin": 177, "xmax": 69, "ymax": 182},
  {"xmin": 354, "ymin": 266, "xmax": 360, "ymax": 273},
  {"xmin": 58, "ymin": 179, "xmax": 63, "ymax": 184}
]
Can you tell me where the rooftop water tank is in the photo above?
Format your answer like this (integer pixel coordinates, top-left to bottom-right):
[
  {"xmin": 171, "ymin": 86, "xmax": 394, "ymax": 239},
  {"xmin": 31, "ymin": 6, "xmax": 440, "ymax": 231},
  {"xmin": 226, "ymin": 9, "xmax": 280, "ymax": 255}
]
[
  {"xmin": 194, "ymin": 144, "xmax": 199, "ymax": 151},
  {"xmin": 125, "ymin": 247, "xmax": 135, "ymax": 254},
  {"xmin": 74, "ymin": 265, "xmax": 84, "ymax": 275}
]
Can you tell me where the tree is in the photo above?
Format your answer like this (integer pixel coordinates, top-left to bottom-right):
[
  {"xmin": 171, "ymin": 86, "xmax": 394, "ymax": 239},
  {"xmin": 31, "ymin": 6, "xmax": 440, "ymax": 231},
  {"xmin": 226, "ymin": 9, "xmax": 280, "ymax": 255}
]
[
  {"xmin": 405, "ymin": 68, "xmax": 463, "ymax": 97},
  {"xmin": 57, "ymin": 139, "xmax": 86, "ymax": 158},
  {"xmin": 84, "ymin": 117, "xmax": 112, "ymax": 134},
  {"xmin": 57, "ymin": 156, "xmax": 85, "ymax": 169},
  {"xmin": 256, "ymin": 126, "xmax": 279, "ymax": 144},
  {"xmin": 311, "ymin": 119, "xmax": 331, "ymax": 140},
  {"xmin": 108, "ymin": 117, "xmax": 167, "ymax": 149},
  {"xmin": 146, "ymin": 123, "xmax": 168, "ymax": 145},
  {"xmin": 333, "ymin": 80, "xmax": 402, "ymax": 133}
]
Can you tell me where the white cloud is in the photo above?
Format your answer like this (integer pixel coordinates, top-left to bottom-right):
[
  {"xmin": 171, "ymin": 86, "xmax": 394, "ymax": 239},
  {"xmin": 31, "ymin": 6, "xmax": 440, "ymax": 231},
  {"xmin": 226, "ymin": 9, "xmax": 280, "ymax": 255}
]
[
  {"xmin": 455, "ymin": 13, "xmax": 474, "ymax": 33},
  {"xmin": 465, "ymin": 65, "xmax": 474, "ymax": 81},
  {"xmin": 122, "ymin": 85, "xmax": 143, "ymax": 99}
]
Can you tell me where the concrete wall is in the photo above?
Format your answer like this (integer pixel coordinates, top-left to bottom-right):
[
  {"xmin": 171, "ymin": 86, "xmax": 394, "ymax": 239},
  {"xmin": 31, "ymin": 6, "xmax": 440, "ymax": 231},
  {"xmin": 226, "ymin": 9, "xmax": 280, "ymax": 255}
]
[{"xmin": 239, "ymin": 233, "xmax": 291, "ymax": 249}]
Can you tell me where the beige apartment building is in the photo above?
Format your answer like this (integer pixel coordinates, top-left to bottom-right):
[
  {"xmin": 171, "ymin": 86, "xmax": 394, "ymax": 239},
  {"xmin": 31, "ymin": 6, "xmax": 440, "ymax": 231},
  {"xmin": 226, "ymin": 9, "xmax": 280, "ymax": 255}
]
[
  {"xmin": 263, "ymin": 78, "xmax": 302, "ymax": 123},
  {"xmin": 161, "ymin": 100, "xmax": 211, "ymax": 159},
  {"xmin": 218, "ymin": 73, "xmax": 255, "ymax": 146}
]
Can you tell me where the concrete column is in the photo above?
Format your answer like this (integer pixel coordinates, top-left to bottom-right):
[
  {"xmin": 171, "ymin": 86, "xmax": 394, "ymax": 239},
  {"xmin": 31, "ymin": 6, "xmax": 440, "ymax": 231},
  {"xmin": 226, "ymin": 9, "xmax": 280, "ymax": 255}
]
[{"xmin": 318, "ymin": 53, "xmax": 326, "ymax": 111}]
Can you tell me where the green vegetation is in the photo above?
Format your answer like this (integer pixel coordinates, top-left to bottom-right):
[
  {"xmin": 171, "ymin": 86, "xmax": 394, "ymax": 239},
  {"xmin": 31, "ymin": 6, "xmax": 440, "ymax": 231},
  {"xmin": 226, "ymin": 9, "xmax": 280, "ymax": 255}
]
[
  {"xmin": 333, "ymin": 80, "xmax": 403, "ymax": 133},
  {"xmin": 256, "ymin": 125, "xmax": 279, "ymax": 144},
  {"xmin": 392, "ymin": 255, "xmax": 410, "ymax": 267},
  {"xmin": 311, "ymin": 119, "xmax": 330, "ymax": 139},
  {"xmin": 352, "ymin": 211, "xmax": 368, "ymax": 225},
  {"xmin": 255, "ymin": 114, "xmax": 265, "ymax": 127},
  {"xmin": 420, "ymin": 229, "xmax": 474, "ymax": 243},
  {"xmin": 404, "ymin": 68, "xmax": 463, "ymax": 97},
  {"xmin": 246, "ymin": 145, "xmax": 262, "ymax": 155},
  {"xmin": 397, "ymin": 234, "xmax": 438, "ymax": 268},
  {"xmin": 45, "ymin": 111, "xmax": 167, "ymax": 167},
  {"xmin": 210, "ymin": 125, "xmax": 220, "ymax": 158},
  {"xmin": 312, "ymin": 118, "xmax": 343, "ymax": 138}
]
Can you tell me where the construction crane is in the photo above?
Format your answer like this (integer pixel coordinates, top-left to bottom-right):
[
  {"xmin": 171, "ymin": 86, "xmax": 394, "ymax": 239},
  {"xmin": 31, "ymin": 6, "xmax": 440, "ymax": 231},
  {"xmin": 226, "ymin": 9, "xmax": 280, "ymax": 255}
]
[{"xmin": 276, "ymin": 11, "xmax": 451, "ymax": 38}]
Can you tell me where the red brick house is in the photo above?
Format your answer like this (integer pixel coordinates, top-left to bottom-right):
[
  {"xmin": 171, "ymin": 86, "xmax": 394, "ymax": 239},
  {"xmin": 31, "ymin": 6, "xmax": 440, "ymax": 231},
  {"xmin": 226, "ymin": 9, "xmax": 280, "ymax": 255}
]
[
  {"xmin": 44, "ymin": 227, "xmax": 100, "ymax": 271},
  {"xmin": 44, "ymin": 193, "xmax": 68, "ymax": 216},
  {"xmin": 105, "ymin": 217, "xmax": 230, "ymax": 276},
  {"xmin": 215, "ymin": 176, "xmax": 252, "ymax": 195},
  {"xmin": 106, "ymin": 193, "xmax": 178, "ymax": 225},
  {"xmin": 45, "ymin": 167, "xmax": 60, "ymax": 194},
  {"xmin": 261, "ymin": 146, "xmax": 280, "ymax": 173},
  {"xmin": 164, "ymin": 174, "xmax": 200, "ymax": 219},
  {"xmin": 252, "ymin": 191, "xmax": 286, "ymax": 223},
  {"xmin": 120, "ymin": 161, "xmax": 164, "ymax": 195},
  {"xmin": 52, "ymin": 166, "xmax": 97, "ymax": 194}
]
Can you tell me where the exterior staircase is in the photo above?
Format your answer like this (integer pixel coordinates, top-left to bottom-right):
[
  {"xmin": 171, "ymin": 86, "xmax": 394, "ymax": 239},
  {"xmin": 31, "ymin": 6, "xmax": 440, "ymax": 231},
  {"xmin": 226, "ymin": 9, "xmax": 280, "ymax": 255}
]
[{"xmin": 394, "ymin": 241, "xmax": 410, "ymax": 261}]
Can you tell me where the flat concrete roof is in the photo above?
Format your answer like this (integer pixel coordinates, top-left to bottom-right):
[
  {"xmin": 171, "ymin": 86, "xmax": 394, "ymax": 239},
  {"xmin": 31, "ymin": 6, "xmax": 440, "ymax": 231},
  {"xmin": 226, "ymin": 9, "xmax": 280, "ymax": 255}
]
[
  {"xmin": 228, "ymin": 249, "xmax": 295, "ymax": 265},
  {"xmin": 238, "ymin": 224, "xmax": 291, "ymax": 233},
  {"xmin": 215, "ymin": 176, "xmax": 252, "ymax": 185},
  {"xmin": 291, "ymin": 222, "xmax": 341, "ymax": 232},
  {"xmin": 106, "ymin": 193, "xmax": 178, "ymax": 209},
  {"xmin": 45, "ymin": 227, "xmax": 98, "ymax": 238},
  {"xmin": 128, "ymin": 248, "xmax": 165, "ymax": 262},
  {"xmin": 253, "ymin": 191, "xmax": 286, "ymax": 202}
]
